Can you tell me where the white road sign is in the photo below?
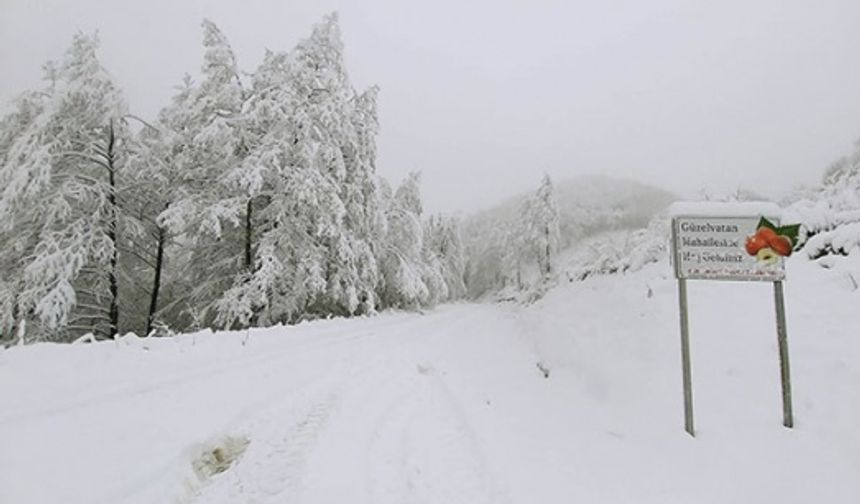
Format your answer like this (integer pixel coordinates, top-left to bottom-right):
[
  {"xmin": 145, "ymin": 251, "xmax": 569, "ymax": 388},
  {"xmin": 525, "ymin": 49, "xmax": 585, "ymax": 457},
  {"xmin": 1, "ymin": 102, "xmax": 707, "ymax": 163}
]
[{"xmin": 671, "ymin": 215, "xmax": 785, "ymax": 282}]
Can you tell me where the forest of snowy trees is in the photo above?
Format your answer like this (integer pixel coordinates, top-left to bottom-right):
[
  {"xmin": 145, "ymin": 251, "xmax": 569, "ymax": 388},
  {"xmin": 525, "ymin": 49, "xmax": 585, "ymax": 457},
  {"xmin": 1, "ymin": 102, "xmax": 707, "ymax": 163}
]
[
  {"xmin": 0, "ymin": 14, "xmax": 566, "ymax": 343},
  {"xmin": 0, "ymin": 15, "xmax": 527, "ymax": 343}
]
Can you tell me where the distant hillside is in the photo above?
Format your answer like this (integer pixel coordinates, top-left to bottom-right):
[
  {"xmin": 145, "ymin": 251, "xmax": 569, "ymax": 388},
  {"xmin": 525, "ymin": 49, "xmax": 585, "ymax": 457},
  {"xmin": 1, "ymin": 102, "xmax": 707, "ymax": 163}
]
[
  {"xmin": 553, "ymin": 175, "xmax": 675, "ymax": 242},
  {"xmin": 461, "ymin": 175, "xmax": 676, "ymax": 297},
  {"xmin": 466, "ymin": 175, "xmax": 675, "ymax": 247}
]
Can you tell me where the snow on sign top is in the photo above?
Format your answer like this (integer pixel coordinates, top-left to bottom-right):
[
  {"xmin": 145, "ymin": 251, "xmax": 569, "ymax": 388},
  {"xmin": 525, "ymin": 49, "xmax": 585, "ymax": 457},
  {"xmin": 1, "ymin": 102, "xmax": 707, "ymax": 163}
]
[{"xmin": 668, "ymin": 201, "xmax": 782, "ymax": 219}]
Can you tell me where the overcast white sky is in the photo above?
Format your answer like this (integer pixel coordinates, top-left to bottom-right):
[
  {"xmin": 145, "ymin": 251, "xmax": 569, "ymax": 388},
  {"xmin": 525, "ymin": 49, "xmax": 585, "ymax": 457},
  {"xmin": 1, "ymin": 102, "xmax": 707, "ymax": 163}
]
[{"xmin": 2, "ymin": 0, "xmax": 860, "ymax": 212}]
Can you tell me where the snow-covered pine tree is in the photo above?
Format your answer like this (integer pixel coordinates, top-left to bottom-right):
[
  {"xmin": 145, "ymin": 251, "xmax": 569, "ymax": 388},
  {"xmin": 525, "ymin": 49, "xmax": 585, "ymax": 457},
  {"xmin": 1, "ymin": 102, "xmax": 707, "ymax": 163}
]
[
  {"xmin": 0, "ymin": 91, "xmax": 47, "ymax": 342},
  {"xmin": 461, "ymin": 208, "xmax": 510, "ymax": 298},
  {"xmin": 420, "ymin": 243, "xmax": 448, "ymax": 306},
  {"xmin": 215, "ymin": 13, "xmax": 386, "ymax": 326},
  {"xmin": 0, "ymin": 33, "xmax": 133, "ymax": 341},
  {"xmin": 290, "ymin": 14, "xmax": 383, "ymax": 318},
  {"xmin": 340, "ymin": 85, "xmax": 385, "ymax": 314},
  {"xmin": 155, "ymin": 20, "xmax": 250, "ymax": 329},
  {"xmin": 118, "ymin": 114, "xmax": 185, "ymax": 336},
  {"xmin": 526, "ymin": 174, "xmax": 561, "ymax": 278},
  {"xmin": 208, "ymin": 49, "xmax": 292, "ymax": 328},
  {"xmin": 424, "ymin": 214, "xmax": 467, "ymax": 299},
  {"xmin": 380, "ymin": 172, "xmax": 431, "ymax": 308},
  {"xmin": 213, "ymin": 15, "xmax": 333, "ymax": 326},
  {"xmin": 500, "ymin": 218, "xmax": 528, "ymax": 288}
]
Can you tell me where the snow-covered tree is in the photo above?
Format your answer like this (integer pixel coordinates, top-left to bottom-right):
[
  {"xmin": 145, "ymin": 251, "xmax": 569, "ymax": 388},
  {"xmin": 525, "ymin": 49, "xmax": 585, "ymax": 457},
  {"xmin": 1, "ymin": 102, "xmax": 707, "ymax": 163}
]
[
  {"xmin": 493, "ymin": 174, "xmax": 561, "ymax": 289},
  {"xmin": 0, "ymin": 13, "xmax": 444, "ymax": 340},
  {"xmin": 214, "ymin": 13, "xmax": 385, "ymax": 326},
  {"xmin": 294, "ymin": 15, "xmax": 384, "ymax": 318},
  {"xmin": 154, "ymin": 20, "xmax": 251, "ymax": 329},
  {"xmin": 0, "ymin": 32, "xmax": 132, "ymax": 341},
  {"xmin": 380, "ymin": 173, "xmax": 431, "ymax": 308},
  {"xmin": 525, "ymin": 174, "xmax": 561, "ymax": 278},
  {"xmin": 500, "ymin": 220, "xmax": 528, "ymax": 288},
  {"xmin": 0, "ymin": 91, "xmax": 47, "ymax": 342},
  {"xmin": 118, "ymin": 116, "xmax": 186, "ymax": 336},
  {"xmin": 425, "ymin": 214, "xmax": 467, "ymax": 299},
  {"xmin": 461, "ymin": 209, "xmax": 508, "ymax": 297}
]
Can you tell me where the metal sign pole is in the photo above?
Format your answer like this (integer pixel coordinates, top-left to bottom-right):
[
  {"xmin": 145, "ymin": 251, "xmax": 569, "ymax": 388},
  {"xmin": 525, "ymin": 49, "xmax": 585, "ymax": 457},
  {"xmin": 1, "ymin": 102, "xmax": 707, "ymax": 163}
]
[
  {"xmin": 678, "ymin": 278, "xmax": 695, "ymax": 437},
  {"xmin": 773, "ymin": 280, "xmax": 794, "ymax": 428}
]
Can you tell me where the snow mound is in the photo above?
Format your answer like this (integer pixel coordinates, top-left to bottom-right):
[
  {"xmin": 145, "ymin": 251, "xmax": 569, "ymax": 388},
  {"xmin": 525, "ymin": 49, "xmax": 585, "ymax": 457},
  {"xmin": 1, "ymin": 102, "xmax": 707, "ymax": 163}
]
[{"xmin": 805, "ymin": 222, "xmax": 860, "ymax": 258}]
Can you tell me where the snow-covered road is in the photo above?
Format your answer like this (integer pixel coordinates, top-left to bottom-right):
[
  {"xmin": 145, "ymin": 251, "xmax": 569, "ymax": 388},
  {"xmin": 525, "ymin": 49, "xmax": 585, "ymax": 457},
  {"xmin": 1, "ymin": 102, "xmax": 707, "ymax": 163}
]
[
  {"xmin": 2, "ymin": 259, "xmax": 859, "ymax": 503},
  {"xmin": 191, "ymin": 305, "xmax": 513, "ymax": 504},
  {"xmin": 1, "ymin": 305, "xmax": 524, "ymax": 504}
]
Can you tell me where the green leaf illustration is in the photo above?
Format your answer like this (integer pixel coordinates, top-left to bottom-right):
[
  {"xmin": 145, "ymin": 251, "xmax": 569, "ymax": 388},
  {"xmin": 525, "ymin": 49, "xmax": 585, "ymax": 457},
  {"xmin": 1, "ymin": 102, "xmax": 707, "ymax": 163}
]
[
  {"xmin": 776, "ymin": 223, "xmax": 801, "ymax": 246},
  {"xmin": 757, "ymin": 216, "xmax": 777, "ymax": 231}
]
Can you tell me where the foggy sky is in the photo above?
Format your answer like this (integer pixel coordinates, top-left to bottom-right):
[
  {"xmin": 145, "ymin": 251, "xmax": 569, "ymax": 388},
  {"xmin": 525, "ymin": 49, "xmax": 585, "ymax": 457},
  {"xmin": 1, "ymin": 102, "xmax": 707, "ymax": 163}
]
[{"xmin": 2, "ymin": 0, "xmax": 860, "ymax": 213}]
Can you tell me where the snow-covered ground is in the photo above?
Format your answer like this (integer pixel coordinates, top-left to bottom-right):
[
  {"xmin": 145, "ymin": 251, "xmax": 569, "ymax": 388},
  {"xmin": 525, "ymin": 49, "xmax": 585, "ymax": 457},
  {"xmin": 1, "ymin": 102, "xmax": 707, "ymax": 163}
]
[{"xmin": 1, "ymin": 256, "xmax": 858, "ymax": 503}]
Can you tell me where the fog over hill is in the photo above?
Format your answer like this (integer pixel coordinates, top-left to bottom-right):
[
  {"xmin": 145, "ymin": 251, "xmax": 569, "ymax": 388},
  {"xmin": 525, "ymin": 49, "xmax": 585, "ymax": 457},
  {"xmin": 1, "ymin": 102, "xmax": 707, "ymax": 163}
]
[
  {"xmin": 461, "ymin": 175, "xmax": 676, "ymax": 298},
  {"xmin": 465, "ymin": 175, "xmax": 676, "ymax": 246}
]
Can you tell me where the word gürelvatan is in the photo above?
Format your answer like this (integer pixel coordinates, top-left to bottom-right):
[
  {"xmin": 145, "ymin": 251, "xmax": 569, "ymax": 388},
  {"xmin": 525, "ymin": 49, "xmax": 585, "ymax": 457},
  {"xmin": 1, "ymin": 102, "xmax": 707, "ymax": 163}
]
[{"xmin": 679, "ymin": 222, "xmax": 740, "ymax": 233}]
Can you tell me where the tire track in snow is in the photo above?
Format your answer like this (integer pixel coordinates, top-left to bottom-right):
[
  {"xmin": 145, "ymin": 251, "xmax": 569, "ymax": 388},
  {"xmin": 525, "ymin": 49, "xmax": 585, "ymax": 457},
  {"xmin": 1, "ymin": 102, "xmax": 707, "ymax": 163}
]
[
  {"xmin": 81, "ymin": 315, "xmax": 428, "ymax": 504},
  {"xmin": 363, "ymin": 364, "xmax": 508, "ymax": 504},
  {"xmin": 182, "ymin": 305, "xmax": 504, "ymax": 504},
  {"xmin": 188, "ymin": 388, "xmax": 341, "ymax": 504},
  {"xmin": 103, "ymin": 350, "xmax": 352, "ymax": 504},
  {"xmin": 181, "ymin": 308, "xmax": 480, "ymax": 503},
  {"xmin": 0, "ymin": 313, "xmax": 424, "ymax": 426}
]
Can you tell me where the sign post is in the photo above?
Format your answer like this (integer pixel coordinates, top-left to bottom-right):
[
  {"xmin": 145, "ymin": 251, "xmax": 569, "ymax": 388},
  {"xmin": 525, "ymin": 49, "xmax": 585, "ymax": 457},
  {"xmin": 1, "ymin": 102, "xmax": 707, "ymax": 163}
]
[
  {"xmin": 669, "ymin": 203, "xmax": 797, "ymax": 437},
  {"xmin": 773, "ymin": 280, "xmax": 793, "ymax": 428},
  {"xmin": 677, "ymin": 277, "xmax": 694, "ymax": 436}
]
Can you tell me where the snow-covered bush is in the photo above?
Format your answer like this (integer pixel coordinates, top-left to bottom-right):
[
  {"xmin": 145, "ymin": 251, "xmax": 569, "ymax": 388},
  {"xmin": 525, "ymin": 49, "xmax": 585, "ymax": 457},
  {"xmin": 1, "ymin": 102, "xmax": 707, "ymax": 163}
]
[
  {"xmin": 495, "ymin": 277, "xmax": 556, "ymax": 305},
  {"xmin": 564, "ymin": 217, "xmax": 669, "ymax": 281},
  {"xmin": 803, "ymin": 223, "xmax": 860, "ymax": 258},
  {"xmin": 785, "ymin": 142, "xmax": 860, "ymax": 257}
]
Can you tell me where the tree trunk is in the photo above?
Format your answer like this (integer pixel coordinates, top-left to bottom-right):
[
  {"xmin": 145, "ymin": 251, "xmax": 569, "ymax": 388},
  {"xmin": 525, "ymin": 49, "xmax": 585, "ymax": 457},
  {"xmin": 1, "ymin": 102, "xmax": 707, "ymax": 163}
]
[
  {"xmin": 106, "ymin": 121, "xmax": 119, "ymax": 338},
  {"xmin": 4, "ymin": 297, "xmax": 20, "ymax": 344},
  {"xmin": 544, "ymin": 225, "xmax": 551, "ymax": 276},
  {"xmin": 245, "ymin": 198, "xmax": 261, "ymax": 327},
  {"xmin": 145, "ymin": 224, "xmax": 166, "ymax": 336},
  {"xmin": 244, "ymin": 198, "xmax": 253, "ymax": 271}
]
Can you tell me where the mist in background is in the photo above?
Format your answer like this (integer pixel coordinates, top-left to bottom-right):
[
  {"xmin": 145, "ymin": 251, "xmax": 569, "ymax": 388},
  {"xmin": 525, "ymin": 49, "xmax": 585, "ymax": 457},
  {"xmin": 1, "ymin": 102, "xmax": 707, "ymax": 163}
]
[{"xmin": 2, "ymin": 0, "xmax": 860, "ymax": 212}]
